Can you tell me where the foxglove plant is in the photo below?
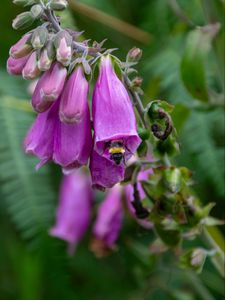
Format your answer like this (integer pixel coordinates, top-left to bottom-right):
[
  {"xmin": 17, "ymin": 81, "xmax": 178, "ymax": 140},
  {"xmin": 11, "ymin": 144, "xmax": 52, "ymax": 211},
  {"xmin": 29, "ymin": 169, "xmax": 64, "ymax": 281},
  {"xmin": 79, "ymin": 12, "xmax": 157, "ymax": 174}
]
[{"xmin": 8, "ymin": 0, "xmax": 223, "ymax": 277}]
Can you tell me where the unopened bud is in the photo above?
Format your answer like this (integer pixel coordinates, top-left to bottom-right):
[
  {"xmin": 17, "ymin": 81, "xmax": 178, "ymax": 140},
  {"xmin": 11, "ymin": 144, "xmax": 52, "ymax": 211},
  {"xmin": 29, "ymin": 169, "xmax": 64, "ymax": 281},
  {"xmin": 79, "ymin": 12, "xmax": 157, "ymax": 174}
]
[
  {"xmin": 30, "ymin": 4, "xmax": 43, "ymax": 19},
  {"xmin": 10, "ymin": 33, "xmax": 33, "ymax": 59},
  {"xmin": 54, "ymin": 31, "xmax": 72, "ymax": 66},
  {"xmin": 12, "ymin": 12, "xmax": 34, "ymax": 30},
  {"xmin": 38, "ymin": 40, "xmax": 55, "ymax": 71},
  {"xmin": 127, "ymin": 47, "xmax": 142, "ymax": 62},
  {"xmin": 163, "ymin": 167, "xmax": 182, "ymax": 193},
  {"xmin": 22, "ymin": 51, "xmax": 41, "ymax": 80},
  {"xmin": 31, "ymin": 26, "xmax": 48, "ymax": 49},
  {"xmin": 50, "ymin": 0, "xmax": 68, "ymax": 11},
  {"xmin": 132, "ymin": 76, "xmax": 143, "ymax": 88},
  {"xmin": 13, "ymin": 0, "xmax": 37, "ymax": 6}
]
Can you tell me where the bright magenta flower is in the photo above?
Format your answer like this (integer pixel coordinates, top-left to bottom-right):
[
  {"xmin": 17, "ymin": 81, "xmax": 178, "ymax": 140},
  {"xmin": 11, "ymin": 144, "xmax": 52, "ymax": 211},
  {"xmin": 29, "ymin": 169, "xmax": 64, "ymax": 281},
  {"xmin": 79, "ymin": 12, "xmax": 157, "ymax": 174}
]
[
  {"xmin": 49, "ymin": 171, "xmax": 92, "ymax": 254},
  {"xmin": 92, "ymin": 55, "xmax": 141, "ymax": 165},
  {"xmin": 59, "ymin": 66, "xmax": 89, "ymax": 124},
  {"xmin": 24, "ymin": 98, "xmax": 93, "ymax": 170},
  {"xmin": 90, "ymin": 150, "xmax": 125, "ymax": 190}
]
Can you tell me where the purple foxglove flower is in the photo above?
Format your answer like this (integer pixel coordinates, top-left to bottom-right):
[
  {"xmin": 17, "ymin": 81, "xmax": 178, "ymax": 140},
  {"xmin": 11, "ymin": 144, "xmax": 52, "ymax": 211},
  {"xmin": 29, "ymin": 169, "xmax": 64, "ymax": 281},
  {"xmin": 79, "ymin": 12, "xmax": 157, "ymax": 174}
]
[
  {"xmin": 25, "ymin": 97, "xmax": 92, "ymax": 170},
  {"xmin": 92, "ymin": 55, "xmax": 141, "ymax": 165},
  {"xmin": 7, "ymin": 54, "xmax": 30, "ymax": 76},
  {"xmin": 90, "ymin": 150, "xmax": 125, "ymax": 190},
  {"xmin": 53, "ymin": 99, "xmax": 93, "ymax": 171},
  {"xmin": 91, "ymin": 185, "xmax": 123, "ymax": 256},
  {"xmin": 125, "ymin": 169, "xmax": 153, "ymax": 229},
  {"xmin": 59, "ymin": 66, "xmax": 89, "ymax": 124},
  {"xmin": 22, "ymin": 51, "xmax": 41, "ymax": 80},
  {"xmin": 9, "ymin": 33, "xmax": 32, "ymax": 59},
  {"xmin": 49, "ymin": 170, "xmax": 92, "ymax": 254},
  {"xmin": 24, "ymin": 100, "xmax": 59, "ymax": 169},
  {"xmin": 32, "ymin": 62, "xmax": 67, "ymax": 112}
]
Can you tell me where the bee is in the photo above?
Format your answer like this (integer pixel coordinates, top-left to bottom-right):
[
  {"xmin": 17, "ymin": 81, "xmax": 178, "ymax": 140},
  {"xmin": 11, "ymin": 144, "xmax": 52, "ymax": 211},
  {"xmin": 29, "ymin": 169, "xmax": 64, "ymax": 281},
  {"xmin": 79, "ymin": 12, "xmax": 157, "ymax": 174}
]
[{"xmin": 107, "ymin": 140, "xmax": 126, "ymax": 165}]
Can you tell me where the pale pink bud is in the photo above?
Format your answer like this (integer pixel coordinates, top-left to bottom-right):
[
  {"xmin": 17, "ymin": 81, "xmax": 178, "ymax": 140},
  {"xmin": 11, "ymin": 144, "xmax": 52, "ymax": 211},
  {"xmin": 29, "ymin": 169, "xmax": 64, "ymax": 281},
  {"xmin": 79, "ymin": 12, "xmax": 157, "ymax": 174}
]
[{"xmin": 22, "ymin": 51, "xmax": 41, "ymax": 80}]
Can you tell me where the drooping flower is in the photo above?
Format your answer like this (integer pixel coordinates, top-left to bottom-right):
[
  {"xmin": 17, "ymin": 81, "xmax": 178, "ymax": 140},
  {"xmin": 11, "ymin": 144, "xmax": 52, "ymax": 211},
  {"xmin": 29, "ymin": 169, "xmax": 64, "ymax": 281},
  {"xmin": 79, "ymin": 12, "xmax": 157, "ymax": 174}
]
[
  {"xmin": 53, "ymin": 99, "xmax": 93, "ymax": 171},
  {"xmin": 9, "ymin": 33, "xmax": 32, "ymax": 59},
  {"xmin": 90, "ymin": 185, "xmax": 123, "ymax": 257},
  {"xmin": 7, "ymin": 54, "xmax": 30, "ymax": 75},
  {"xmin": 59, "ymin": 66, "xmax": 89, "ymax": 124},
  {"xmin": 32, "ymin": 62, "xmax": 67, "ymax": 112},
  {"xmin": 24, "ymin": 97, "xmax": 93, "ymax": 170},
  {"xmin": 22, "ymin": 51, "xmax": 41, "ymax": 80},
  {"xmin": 24, "ymin": 99, "xmax": 59, "ymax": 169},
  {"xmin": 90, "ymin": 150, "xmax": 125, "ymax": 190},
  {"xmin": 92, "ymin": 55, "xmax": 141, "ymax": 164},
  {"xmin": 49, "ymin": 170, "xmax": 92, "ymax": 254},
  {"xmin": 125, "ymin": 169, "xmax": 153, "ymax": 229}
]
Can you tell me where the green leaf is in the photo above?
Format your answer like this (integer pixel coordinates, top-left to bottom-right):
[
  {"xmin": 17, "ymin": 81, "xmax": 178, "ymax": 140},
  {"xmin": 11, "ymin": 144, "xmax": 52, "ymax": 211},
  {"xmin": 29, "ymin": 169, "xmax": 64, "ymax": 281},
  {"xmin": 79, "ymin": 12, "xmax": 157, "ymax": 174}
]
[{"xmin": 180, "ymin": 24, "xmax": 220, "ymax": 102}]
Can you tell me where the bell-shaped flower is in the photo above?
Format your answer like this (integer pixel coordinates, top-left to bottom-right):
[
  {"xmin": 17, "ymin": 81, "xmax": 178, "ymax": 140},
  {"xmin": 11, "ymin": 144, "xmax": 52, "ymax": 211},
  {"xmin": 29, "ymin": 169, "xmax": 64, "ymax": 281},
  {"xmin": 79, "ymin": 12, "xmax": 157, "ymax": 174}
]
[
  {"xmin": 9, "ymin": 33, "xmax": 32, "ymax": 59},
  {"xmin": 90, "ymin": 185, "xmax": 123, "ymax": 257},
  {"xmin": 92, "ymin": 55, "xmax": 141, "ymax": 164},
  {"xmin": 7, "ymin": 54, "xmax": 30, "ymax": 76},
  {"xmin": 49, "ymin": 170, "xmax": 92, "ymax": 254},
  {"xmin": 90, "ymin": 150, "xmax": 125, "ymax": 190},
  {"xmin": 24, "ymin": 97, "xmax": 93, "ymax": 170},
  {"xmin": 24, "ymin": 99, "xmax": 59, "ymax": 169},
  {"xmin": 32, "ymin": 62, "xmax": 67, "ymax": 112},
  {"xmin": 22, "ymin": 51, "xmax": 41, "ymax": 80},
  {"xmin": 53, "ymin": 99, "xmax": 93, "ymax": 171},
  {"xmin": 59, "ymin": 66, "xmax": 89, "ymax": 124},
  {"xmin": 125, "ymin": 169, "xmax": 153, "ymax": 229}
]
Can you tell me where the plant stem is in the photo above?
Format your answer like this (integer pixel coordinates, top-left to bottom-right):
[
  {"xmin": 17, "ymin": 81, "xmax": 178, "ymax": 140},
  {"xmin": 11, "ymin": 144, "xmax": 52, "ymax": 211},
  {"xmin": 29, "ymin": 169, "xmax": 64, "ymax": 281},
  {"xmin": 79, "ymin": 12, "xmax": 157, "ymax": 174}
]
[{"xmin": 202, "ymin": 227, "xmax": 225, "ymax": 278}]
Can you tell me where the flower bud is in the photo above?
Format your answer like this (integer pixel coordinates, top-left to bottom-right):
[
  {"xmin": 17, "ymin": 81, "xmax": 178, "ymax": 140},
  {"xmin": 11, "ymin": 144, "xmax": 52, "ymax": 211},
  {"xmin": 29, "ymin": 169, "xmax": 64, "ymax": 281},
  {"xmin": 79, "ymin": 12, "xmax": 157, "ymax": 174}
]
[
  {"xmin": 31, "ymin": 26, "xmax": 48, "ymax": 49},
  {"xmin": 50, "ymin": 0, "xmax": 68, "ymax": 11},
  {"xmin": 9, "ymin": 33, "xmax": 32, "ymax": 59},
  {"xmin": 12, "ymin": 12, "xmax": 34, "ymax": 30},
  {"xmin": 30, "ymin": 4, "xmax": 43, "ymax": 19},
  {"xmin": 32, "ymin": 62, "xmax": 67, "ymax": 112},
  {"xmin": 38, "ymin": 40, "xmax": 55, "ymax": 71},
  {"xmin": 13, "ymin": 0, "xmax": 37, "ymax": 5},
  {"xmin": 7, "ymin": 54, "xmax": 30, "ymax": 75},
  {"xmin": 127, "ymin": 47, "xmax": 142, "ymax": 62},
  {"xmin": 59, "ymin": 66, "xmax": 89, "ymax": 124},
  {"xmin": 22, "ymin": 51, "xmax": 41, "ymax": 80},
  {"xmin": 54, "ymin": 31, "xmax": 72, "ymax": 66}
]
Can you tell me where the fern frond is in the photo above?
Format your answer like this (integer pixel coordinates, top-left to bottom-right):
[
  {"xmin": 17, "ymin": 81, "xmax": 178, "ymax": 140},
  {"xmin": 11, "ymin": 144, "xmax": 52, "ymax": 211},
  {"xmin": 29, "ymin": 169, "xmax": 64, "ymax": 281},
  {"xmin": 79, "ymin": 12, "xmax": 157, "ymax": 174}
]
[{"xmin": 0, "ymin": 96, "xmax": 57, "ymax": 243}]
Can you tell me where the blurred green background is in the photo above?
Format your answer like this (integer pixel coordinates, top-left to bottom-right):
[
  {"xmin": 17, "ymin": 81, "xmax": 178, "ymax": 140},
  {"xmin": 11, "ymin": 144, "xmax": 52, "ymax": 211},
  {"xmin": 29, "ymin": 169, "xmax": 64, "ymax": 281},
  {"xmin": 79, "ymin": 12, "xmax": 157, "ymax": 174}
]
[{"xmin": 0, "ymin": 1, "xmax": 224, "ymax": 299}]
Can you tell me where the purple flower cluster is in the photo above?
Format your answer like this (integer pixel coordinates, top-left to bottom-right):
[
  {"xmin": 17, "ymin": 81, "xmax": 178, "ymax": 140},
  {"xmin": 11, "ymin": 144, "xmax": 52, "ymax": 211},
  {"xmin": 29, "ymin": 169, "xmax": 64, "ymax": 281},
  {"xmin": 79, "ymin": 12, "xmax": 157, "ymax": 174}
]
[
  {"xmin": 7, "ymin": 35, "xmax": 141, "ymax": 188},
  {"xmin": 50, "ymin": 169, "xmax": 151, "ymax": 256}
]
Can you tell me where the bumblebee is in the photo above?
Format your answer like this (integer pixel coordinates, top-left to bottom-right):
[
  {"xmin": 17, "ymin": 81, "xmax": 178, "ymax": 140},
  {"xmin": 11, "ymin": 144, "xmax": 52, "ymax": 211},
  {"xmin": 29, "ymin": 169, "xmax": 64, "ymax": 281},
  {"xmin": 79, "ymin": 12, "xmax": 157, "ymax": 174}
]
[{"xmin": 108, "ymin": 140, "xmax": 126, "ymax": 165}]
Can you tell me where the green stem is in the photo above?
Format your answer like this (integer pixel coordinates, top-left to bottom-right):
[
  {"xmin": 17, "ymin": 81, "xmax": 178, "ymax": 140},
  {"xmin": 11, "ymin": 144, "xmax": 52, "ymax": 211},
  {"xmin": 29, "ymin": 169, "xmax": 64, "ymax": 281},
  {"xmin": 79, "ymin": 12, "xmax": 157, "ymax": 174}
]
[{"xmin": 202, "ymin": 227, "xmax": 225, "ymax": 278}]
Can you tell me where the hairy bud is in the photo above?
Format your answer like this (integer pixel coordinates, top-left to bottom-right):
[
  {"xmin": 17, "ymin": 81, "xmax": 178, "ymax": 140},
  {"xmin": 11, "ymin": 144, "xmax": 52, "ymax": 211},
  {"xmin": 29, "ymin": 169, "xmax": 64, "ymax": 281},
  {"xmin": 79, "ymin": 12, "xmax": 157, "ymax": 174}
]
[
  {"xmin": 12, "ymin": 12, "xmax": 34, "ymax": 30},
  {"xmin": 31, "ymin": 26, "xmax": 48, "ymax": 49},
  {"xmin": 54, "ymin": 30, "xmax": 73, "ymax": 66},
  {"xmin": 30, "ymin": 4, "xmax": 43, "ymax": 19},
  {"xmin": 50, "ymin": 0, "xmax": 68, "ymax": 11},
  {"xmin": 38, "ymin": 41, "xmax": 55, "ymax": 71},
  {"xmin": 13, "ymin": 0, "xmax": 37, "ymax": 6},
  {"xmin": 127, "ymin": 47, "xmax": 142, "ymax": 62},
  {"xmin": 10, "ymin": 33, "xmax": 33, "ymax": 59},
  {"xmin": 22, "ymin": 51, "xmax": 41, "ymax": 80}
]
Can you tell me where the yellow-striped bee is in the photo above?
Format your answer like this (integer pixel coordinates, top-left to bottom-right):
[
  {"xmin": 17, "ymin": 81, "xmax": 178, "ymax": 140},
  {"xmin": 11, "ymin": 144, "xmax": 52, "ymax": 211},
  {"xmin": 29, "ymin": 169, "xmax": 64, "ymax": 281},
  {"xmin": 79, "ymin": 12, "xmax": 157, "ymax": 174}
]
[{"xmin": 107, "ymin": 140, "xmax": 126, "ymax": 165}]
